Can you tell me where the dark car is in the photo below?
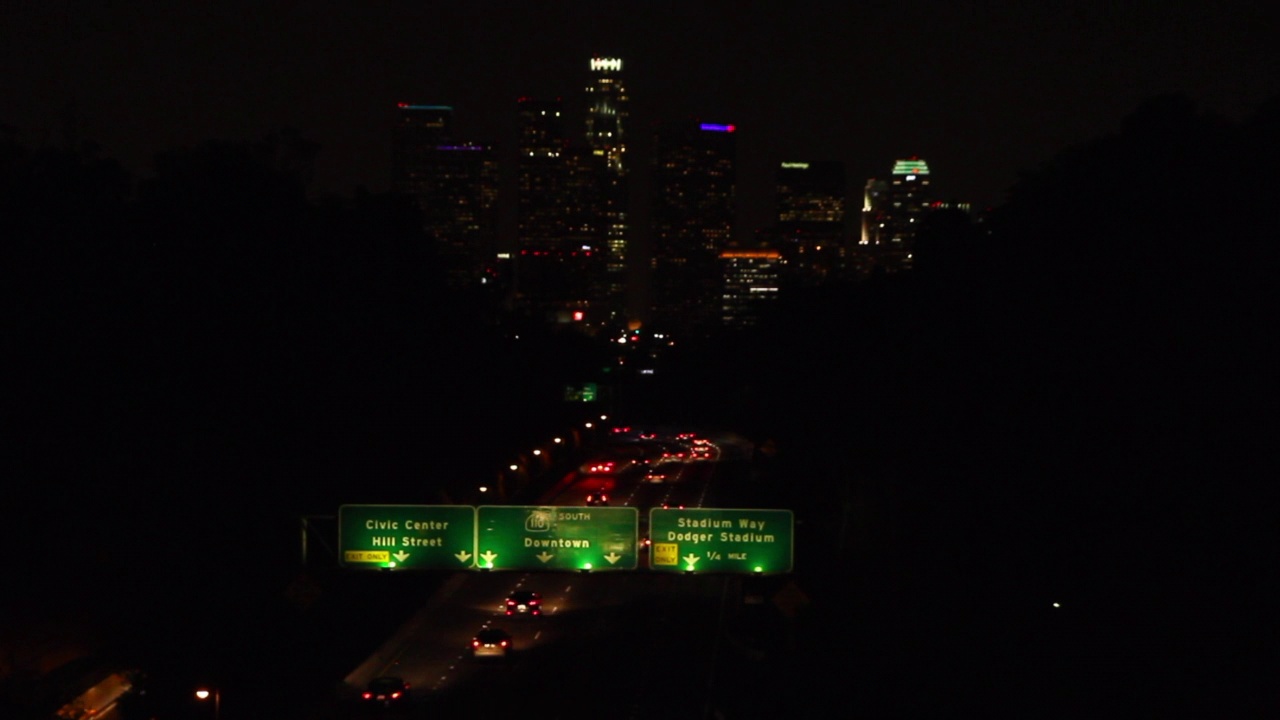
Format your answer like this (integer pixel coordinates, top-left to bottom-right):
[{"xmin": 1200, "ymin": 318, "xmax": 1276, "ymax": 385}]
[
  {"xmin": 643, "ymin": 468, "xmax": 668, "ymax": 483},
  {"xmin": 579, "ymin": 459, "xmax": 635, "ymax": 474},
  {"xmin": 361, "ymin": 676, "xmax": 410, "ymax": 709},
  {"xmin": 472, "ymin": 628, "xmax": 513, "ymax": 658},
  {"xmin": 586, "ymin": 492, "xmax": 608, "ymax": 506},
  {"xmin": 505, "ymin": 590, "xmax": 543, "ymax": 616}
]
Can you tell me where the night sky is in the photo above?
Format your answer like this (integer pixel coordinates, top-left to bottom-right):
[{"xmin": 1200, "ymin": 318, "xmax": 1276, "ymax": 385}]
[{"xmin": 4, "ymin": 1, "xmax": 1277, "ymax": 239}]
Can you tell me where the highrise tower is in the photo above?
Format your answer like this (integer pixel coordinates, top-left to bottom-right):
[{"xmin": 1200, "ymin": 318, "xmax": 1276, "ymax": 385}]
[
  {"xmin": 882, "ymin": 157, "xmax": 932, "ymax": 272},
  {"xmin": 720, "ymin": 249, "xmax": 781, "ymax": 330},
  {"xmin": 584, "ymin": 57, "xmax": 630, "ymax": 325},
  {"xmin": 515, "ymin": 97, "xmax": 606, "ymax": 327},
  {"xmin": 392, "ymin": 103, "xmax": 499, "ymax": 289},
  {"xmin": 775, "ymin": 160, "xmax": 848, "ymax": 286},
  {"xmin": 585, "ymin": 57, "xmax": 628, "ymax": 174},
  {"xmin": 650, "ymin": 120, "xmax": 737, "ymax": 338}
]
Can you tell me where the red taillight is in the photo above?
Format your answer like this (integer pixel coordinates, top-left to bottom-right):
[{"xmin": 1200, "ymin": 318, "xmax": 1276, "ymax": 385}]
[
  {"xmin": 501, "ymin": 640, "xmax": 509, "ymax": 647},
  {"xmin": 472, "ymin": 640, "xmax": 480, "ymax": 647},
  {"xmin": 362, "ymin": 692, "xmax": 373, "ymax": 700}
]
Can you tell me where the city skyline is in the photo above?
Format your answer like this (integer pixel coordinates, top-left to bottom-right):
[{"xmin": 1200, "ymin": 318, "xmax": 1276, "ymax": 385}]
[
  {"xmin": 5, "ymin": 2, "xmax": 1274, "ymax": 242},
  {"xmin": 4, "ymin": 6, "xmax": 1275, "ymax": 714}
]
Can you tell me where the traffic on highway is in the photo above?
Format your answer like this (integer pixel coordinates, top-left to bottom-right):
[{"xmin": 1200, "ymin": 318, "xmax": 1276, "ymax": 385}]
[{"xmin": 329, "ymin": 424, "xmax": 794, "ymax": 718}]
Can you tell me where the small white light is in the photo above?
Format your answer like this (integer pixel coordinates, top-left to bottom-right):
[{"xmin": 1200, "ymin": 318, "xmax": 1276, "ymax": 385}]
[{"xmin": 1052, "ymin": 602, "xmax": 1061, "ymax": 608}]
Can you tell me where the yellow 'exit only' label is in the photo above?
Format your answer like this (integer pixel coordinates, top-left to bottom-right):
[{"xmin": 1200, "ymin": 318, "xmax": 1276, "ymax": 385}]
[
  {"xmin": 344, "ymin": 550, "xmax": 390, "ymax": 563},
  {"xmin": 652, "ymin": 543, "xmax": 679, "ymax": 566}
]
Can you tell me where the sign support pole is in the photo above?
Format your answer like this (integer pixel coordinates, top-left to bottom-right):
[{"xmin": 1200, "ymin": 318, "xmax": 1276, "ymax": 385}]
[{"xmin": 301, "ymin": 515, "xmax": 335, "ymax": 567}]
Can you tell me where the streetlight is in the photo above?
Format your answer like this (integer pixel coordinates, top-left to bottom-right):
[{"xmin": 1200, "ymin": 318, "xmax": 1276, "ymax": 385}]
[{"xmin": 195, "ymin": 687, "xmax": 220, "ymax": 720}]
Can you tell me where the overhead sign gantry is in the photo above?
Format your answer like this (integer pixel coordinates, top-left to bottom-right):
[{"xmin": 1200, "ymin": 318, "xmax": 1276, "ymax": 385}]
[{"xmin": 336, "ymin": 505, "xmax": 792, "ymax": 574}]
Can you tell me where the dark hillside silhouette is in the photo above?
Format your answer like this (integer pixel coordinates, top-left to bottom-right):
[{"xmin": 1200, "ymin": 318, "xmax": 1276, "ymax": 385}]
[
  {"xmin": 4, "ymin": 130, "xmax": 598, "ymax": 632},
  {"xmin": 658, "ymin": 93, "xmax": 1277, "ymax": 714}
]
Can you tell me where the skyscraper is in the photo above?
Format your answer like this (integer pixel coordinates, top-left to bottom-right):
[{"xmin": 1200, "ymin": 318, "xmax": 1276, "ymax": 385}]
[
  {"xmin": 650, "ymin": 120, "xmax": 737, "ymax": 338},
  {"xmin": 775, "ymin": 160, "xmax": 849, "ymax": 287},
  {"xmin": 720, "ymin": 249, "xmax": 781, "ymax": 330},
  {"xmin": 515, "ymin": 96, "xmax": 606, "ymax": 327},
  {"xmin": 391, "ymin": 103, "xmax": 454, "ymax": 197},
  {"xmin": 391, "ymin": 103, "xmax": 499, "ymax": 289},
  {"xmin": 585, "ymin": 57, "xmax": 628, "ymax": 174},
  {"xmin": 874, "ymin": 157, "xmax": 933, "ymax": 273},
  {"xmin": 584, "ymin": 57, "xmax": 630, "ymax": 325},
  {"xmin": 858, "ymin": 177, "xmax": 891, "ymax": 277}
]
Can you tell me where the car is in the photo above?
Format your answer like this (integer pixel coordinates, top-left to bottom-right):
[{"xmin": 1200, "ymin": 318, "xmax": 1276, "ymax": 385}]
[
  {"xmin": 579, "ymin": 458, "xmax": 636, "ymax": 474},
  {"xmin": 472, "ymin": 628, "xmax": 513, "ymax": 658},
  {"xmin": 505, "ymin": 590, "xmax": 542, "ymax": 616},
  {"xmin": 643, "ymin": 468, "xmax": 668, "ymax": 483},
  {"xmin": 586, "ymin": 492, "xmax": 608, "ymax": 506},
  {"xmin": 690, "ymin": 444, "xmax": 717, "ymax": 461},
  {"xmin": 657, "ymin": 444, "xmax": 690, "ymax": 464},
  {"xmin": 361, "ymin": 676, "xmax": 410, "ymax": 709}
]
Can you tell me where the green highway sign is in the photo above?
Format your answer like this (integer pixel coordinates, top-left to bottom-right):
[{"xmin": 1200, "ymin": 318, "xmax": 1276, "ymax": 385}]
[
  {"xmin": 476, "ymin": 505, "xmax": 638, "ymax": 571},
  {"xmin": 339, "ymin": 505, "xmax": 476, "ymax": 570},
  {"xmin": 648, "ymin": 508, "xmax": 794, "ymax": 574},
  {"xmin": 334, "ymin": 504, "xmax": 790, "ymax": 574}
]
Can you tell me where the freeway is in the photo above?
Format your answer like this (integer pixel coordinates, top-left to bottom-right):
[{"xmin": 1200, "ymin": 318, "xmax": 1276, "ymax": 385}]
[{"xmin": 332, "ymin": 428, "xmax": 784, "ymax": 718}]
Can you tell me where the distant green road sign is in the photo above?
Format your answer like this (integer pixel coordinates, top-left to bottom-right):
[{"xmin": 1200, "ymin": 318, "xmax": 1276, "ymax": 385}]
[
  {"xmin": 648, "ymin": 508, "xmax": 794, "ymax": 574},
  {"xmin": 339, "ymin": 505, "xmax": 476, "ymax": 570},
  {"xmin": 476, "ymin": 505, "xmax": 638, "ymax": 571}
]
